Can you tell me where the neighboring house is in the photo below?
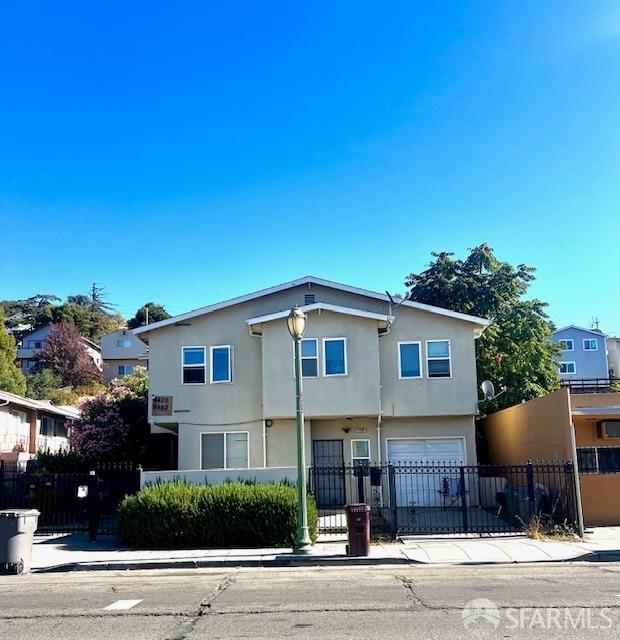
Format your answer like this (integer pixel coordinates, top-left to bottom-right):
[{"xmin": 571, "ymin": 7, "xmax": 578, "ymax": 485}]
[
  {"xmin": 16, "ymin": 324, "xmax": 103, "ymax": 374},
  {"xmin": 100, "ymin": 329, "xmax": 148, "ymax": 384},
  {"xmin": 478, "ymin": 388, "xmax": 620, "ymax": 526},
  {"xmin": 0, "ymin": 390, "xmax": 80, "ymax": 463},
  {"xmin": 552, "ymin": 326, "xmax": 609, "ymax": 384},
  {"xmin": 134, "ymin": 276, "xmax": 490, "ymax": 491}
]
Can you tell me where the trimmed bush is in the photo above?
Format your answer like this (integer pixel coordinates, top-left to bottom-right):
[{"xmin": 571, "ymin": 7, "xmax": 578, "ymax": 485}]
[{"xmin": 116, "ymin": 481, "xmax": 318, "ymax": 548}]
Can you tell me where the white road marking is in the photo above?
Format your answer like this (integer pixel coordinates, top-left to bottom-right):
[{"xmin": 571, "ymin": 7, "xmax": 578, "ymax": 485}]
[{"xmin": 104, "ymin": 599, "xmax": 143, "ymax": 611}]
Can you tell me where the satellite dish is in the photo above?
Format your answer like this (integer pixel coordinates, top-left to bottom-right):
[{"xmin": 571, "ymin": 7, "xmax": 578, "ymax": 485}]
[{"xmin": 480, "ymin": 380, "xmax": 495, "ymax": 401}]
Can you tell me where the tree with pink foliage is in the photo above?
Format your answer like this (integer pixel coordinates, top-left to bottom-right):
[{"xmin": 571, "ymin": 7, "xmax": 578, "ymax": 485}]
[
  {"xmin": 69, "ymin": 387, "xmax": 148, "ymax": 463},
  {"xmin": 38, "ymin": 321, "xmax": 102, "ymax": 386}
]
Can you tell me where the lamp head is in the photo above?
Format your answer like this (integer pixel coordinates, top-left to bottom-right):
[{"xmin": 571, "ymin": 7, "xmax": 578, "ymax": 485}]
[{"xmin": 287, "ymin": 306, "xmax": 307, "ymax": 340}]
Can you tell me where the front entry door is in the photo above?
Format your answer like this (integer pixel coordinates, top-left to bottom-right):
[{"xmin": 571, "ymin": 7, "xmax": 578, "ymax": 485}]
[{"xmin": 312, "ymin": 440, "xmax": 345, "ymax": 508}]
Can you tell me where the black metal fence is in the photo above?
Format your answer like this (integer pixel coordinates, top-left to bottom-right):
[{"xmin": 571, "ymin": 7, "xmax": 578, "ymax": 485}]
[
  {"xmin": 560, "ymin": 378, "xmax": 620, "ymax": 394},
  {"xmin": 309, "ymin": 462, "xmax": 578, "ymax": 536},
  {"xmin": 0, "ymin": 460, "xmax": 140, "ymax": 538}
]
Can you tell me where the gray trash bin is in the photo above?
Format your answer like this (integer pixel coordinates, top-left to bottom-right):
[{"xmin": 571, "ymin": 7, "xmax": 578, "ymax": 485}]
[{"xmin": 0, "ymin": 509, "xmax": 40, "ymax": 574}]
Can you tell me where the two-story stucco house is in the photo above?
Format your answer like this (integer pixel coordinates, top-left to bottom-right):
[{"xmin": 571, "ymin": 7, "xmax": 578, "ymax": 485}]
[
  {"xmin": 135, "ymin": 276, "xmax": 490, "ymax": 475},
  {"xmin": 100, "ymin": 329, "xmax": 148, "ymax": 384},
  {"xmin": 552, "ymin": 326, "xmax": 609, "ymax": 383}
]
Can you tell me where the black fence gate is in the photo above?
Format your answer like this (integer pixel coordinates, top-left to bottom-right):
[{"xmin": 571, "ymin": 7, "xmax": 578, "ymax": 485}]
[
  {"xmin": 0, "ymin": 461, "xmax": 140, "ymax": 538},
  {"xmin": 309, "ymin": 462, "xmax": 579, "ymax": 536}
]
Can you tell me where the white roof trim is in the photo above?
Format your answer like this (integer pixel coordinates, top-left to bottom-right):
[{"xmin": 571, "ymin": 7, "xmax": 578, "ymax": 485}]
[
  {"xmin": 246, "ymin": 303, "xmax": 393, "ymax": 327},
  {"xmin": 554, "ymin": 325, "xmax": 608, "ymax": 338},
  {"xmin": 0, "ymin": 390, "xmax": 80, "ymax": 419},
  {"xmin": 133, "ymin": 275, "xmax": 491, "ymax": 335},
  {"xmin": 571, "ymin": 406, "xmax": 620, "ymax": 416}
]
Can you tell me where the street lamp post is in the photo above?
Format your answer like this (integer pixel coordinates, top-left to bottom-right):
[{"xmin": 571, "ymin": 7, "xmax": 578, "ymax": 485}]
[{"xmin": 287, "ymin": 306, "xmax": 312, "ymax": 554}]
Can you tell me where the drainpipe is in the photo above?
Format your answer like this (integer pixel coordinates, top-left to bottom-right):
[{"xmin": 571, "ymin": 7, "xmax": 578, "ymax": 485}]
[
  {"xmin": 569, "ymin": 418, "xmax": 585, "ymax": 538},
  {"xmin": 376, "ymin": 414, "xmax": 382, "ymax": 464},
  {"xmin": 262, "ymin": 419, "xmax": 267, "ymax": 468}
]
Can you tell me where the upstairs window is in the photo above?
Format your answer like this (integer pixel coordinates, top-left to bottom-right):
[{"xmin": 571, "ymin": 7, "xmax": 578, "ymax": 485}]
[
  {"xmin": 182, "ymin": 346, "xmax": 206, "ymax": 384},
  {"xmin": 559, "ymin": 361, "xmax": 576, "ymax": 375},
  {"xmin": 583, "ymin": 338, "xmax": 598, "ymax": 351},
  {"xmin": 426, "ymin": 340, "xmax": 451, "ymax": 378},
  {"xmin": 559, "ymin": 339, "xmax": 574, "ymax": 351},
  {"xmin": 300, "ymin": 338, "xmax": 318, "ymax": 377},
  {"xmin": 117, "ymin": 338, "xmax": 132, "ymax": 348},
  {"xmin": 27, "ymin": 340, "xmax": 43, "ymax": 349},
  {"xmin": 210, "ymin": 345, "xmax": 232, "ymax": 383},
  {"xmin": 323, "ymin": 338, "xmax": 347, "ymax": 376},
  {"xmin": 398, "ymin": 342, "xmax": 422, "ymax": 379}
]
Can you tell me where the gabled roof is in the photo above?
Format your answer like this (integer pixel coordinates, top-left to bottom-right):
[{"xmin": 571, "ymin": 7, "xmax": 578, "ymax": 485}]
[
  {"xmin": 246, "ymin": 303, "xmax": 393, "ymax": 328},
  {"xmin": 554, "ymin": 325, "xmax": 608, "ymax": 338},
  {"xmin": 133, "ymin": 275, "xmax": 491, "ymax": 336},
  {"xmin": 0, "ymin": 390, "xmax": 80, "ymax": 419}
]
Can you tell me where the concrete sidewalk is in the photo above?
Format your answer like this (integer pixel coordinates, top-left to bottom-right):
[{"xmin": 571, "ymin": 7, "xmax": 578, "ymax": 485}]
[{"xmin": 29, "ymin": 527, "xmax": 620, "ymax": 572}]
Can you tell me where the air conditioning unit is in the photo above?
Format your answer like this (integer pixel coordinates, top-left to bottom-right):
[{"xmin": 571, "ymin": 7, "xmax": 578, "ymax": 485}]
[{"xmin": 598, "ymin": 421, "xmax": 620, "ymax": 439}]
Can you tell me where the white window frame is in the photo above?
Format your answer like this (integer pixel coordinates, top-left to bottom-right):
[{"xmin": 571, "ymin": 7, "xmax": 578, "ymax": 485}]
[
  {"xmin": 559, "ymin": 361, "xmax": 576, "ymax": 375},
  {"xmin": 351, "ymin": 438, "xmax": 371, "ymax": 464},
  {"xmin": 181, "ymin": 346, "xmax": 207, "ymax": 385},
  {"xmin": 397, "ymin": 341, "xmax": 422, "ymax": 379},
  {"xmin": 200, "ymin": 430, "xmax": 250, "ymax": 470},
  {"xmin": 426, "ymin": 339, "xmax": 452, "ymax": 379},
  {"xmin": 295, "ymin": 337, "xmax": 319, "ymax": 378},
  {"xmin": 117, "ymin": 364, "xmax": 134, "ymax": 376},
  {"xmin": 583, "ymin": 338, "xmax": 598, "ymax": 351},
  {"xmin": 210, "ymin": 345, "xmax": 233, "ymax": 384},
  {"xmin": 323, "ymin": 337, "xmax": 348, "ymax": 377},
  {"xmin": 559, "ymin": 339, "xmax": 574, "ymax": 352}
]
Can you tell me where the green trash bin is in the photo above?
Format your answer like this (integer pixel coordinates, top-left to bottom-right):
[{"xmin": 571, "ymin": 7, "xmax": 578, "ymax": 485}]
[{"xmin": 0, "ymin": 509, "xmax": 40, "ymax": 574}]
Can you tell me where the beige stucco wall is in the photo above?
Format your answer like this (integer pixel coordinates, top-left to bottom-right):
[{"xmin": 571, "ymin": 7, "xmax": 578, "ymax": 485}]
[
  {"xmin": 102, "ymin": 358, "xmax": 143, "ymax": 384},
  {"xmin": 261, "ymin": 311, "xmax": 381, "ymax": 418},
  {"xmin": 379, "ymin": 311, "xmax": 479, "ymax": 417},
  {"xmin": 477, "ymin": 389, "xmax": 573, "ymax": 464}
]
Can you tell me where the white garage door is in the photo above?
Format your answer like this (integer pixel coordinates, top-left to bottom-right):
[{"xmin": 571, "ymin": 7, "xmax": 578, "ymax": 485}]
[{"xmin": 387, "ymin": 439, "xmax": 465, "ymax": 507}]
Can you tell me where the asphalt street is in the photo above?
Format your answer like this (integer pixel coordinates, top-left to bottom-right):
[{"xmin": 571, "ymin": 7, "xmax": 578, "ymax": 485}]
[{"xmin": 1, "ymin": 563, "xmax": 620, "ymax": 639}]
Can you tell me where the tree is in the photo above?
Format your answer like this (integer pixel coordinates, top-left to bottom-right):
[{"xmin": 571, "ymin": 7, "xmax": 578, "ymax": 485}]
[
  {"xmin": 0, "ymin": 294, "xmax": 61, "ymax": 331},
  {"xmin": 0, "ymin": 309, "xmax": 26, "ymax": 395},
  {"xmin": 37, "ymin": 322, "xmax": 102, "ymax": 387},
  {"xmin": 110, "ymin": 366, "xmax": 148, "ymax": 397},
  {"xmin": 69, "ymin": 387, "xmax": 149, "ymax": 463},
  {"xmin": 405, "ymin": 244, "xmax": 561, "ymax": 412},
  {"xmin": 25, "ymin": 369, "xmax": 63, "ymax": 400},
  {"xmin": 34, "ymin": 302, "xmax": 123, "ymax": 342},
  {"xmin": 127, "ymin": 302, "xmax": 171, "ymax": 329}
]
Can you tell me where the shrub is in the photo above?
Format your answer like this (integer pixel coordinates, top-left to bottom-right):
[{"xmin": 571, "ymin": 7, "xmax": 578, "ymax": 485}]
[{"xmin": 116, "ymin": 481, "xmax": 318, "ymax": 548}]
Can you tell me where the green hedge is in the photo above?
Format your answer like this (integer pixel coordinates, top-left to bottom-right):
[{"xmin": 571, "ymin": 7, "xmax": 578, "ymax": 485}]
[{"xmin": 116, "ymin": 481, "xmax": 318, "ymax": 548}]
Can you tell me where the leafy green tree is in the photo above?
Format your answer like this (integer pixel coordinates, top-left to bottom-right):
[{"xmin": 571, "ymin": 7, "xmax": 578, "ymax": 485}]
[
  {"xmin": 0, "ymin": 309, "xmax": 26, "ymax": 395},
  {"xmin": 127, "ymin": 302, "xmax": 171, "ymax": 329},
  {"xmin": 34, "ymin": 302, "xmax": 122, "ymax": 342},
  {"xmin": 110, "ymin": 366, "xmax": 148, "ymax": 397},
  {"xmin": 0, "ymin": 294, "xmax": 60, "ymax": 330},
  {"xmin": 25, "ymin": 369, "xmax": 64, "ymax": 400},
  {"xmin": 405, "ymin": 244, "xmax": 561, "ymax": 412}
]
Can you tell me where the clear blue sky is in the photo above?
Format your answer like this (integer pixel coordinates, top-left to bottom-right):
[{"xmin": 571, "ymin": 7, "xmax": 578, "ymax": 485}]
[{"xmin": 2, "ymin": 2, "xmax": 619, "ymax": 332}]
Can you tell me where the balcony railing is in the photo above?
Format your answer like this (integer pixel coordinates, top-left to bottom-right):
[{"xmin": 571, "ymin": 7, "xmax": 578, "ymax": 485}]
[
  {"xmin": 560, "ymin": 378, "xmax": 620, "ymax": 394},
  {"xmin": 0, "ymin": 434, "xmax": 69, "ymax": 455}
]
